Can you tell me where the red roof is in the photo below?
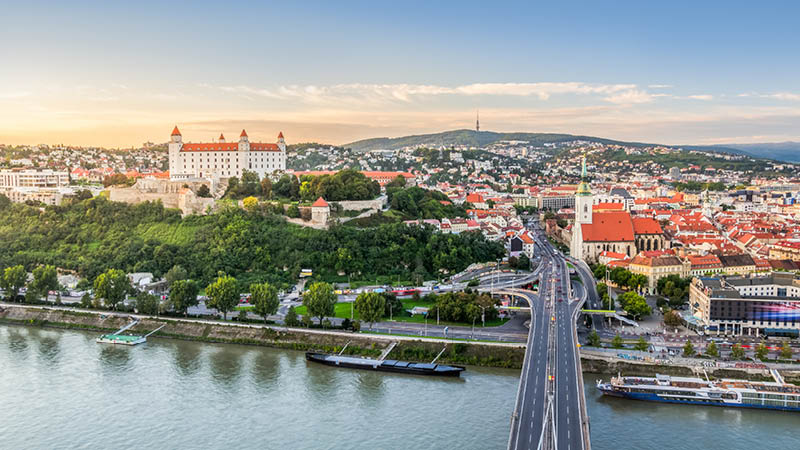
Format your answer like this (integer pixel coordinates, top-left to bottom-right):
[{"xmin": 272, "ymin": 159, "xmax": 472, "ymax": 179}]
[
  {"xmin": 581, "ymin": 212, "xmax": 635, "ymax": 242},
  {"xmin": 593, "ymin": 202, "xmax": 624, "ymax": 211},
  {"xmin": 278, "ymin": 132, "xmax": 284, "ymax": 139},
  {"xmin": 171, "ymin": 126, "xmax": 181, "ymax": 136},
  {"xmin": 311, "ymin": 197, "xmax": 329, "ymax": 207},
  {"xmin": 466, "ymin": 193, "xmax": 484, "ymax": 203},
  {"xmin": 180, "ymin": 142, "xmax": 279, "ymax": 152},
  {"xmin": 240, "ymin": 129, "xmax": 248, "ymax": 137},
  {"xmin": 632, "ymin": 217, "xmax": 663, "ymax": 235},
  {"xmin": 219, "ymin": 133, "xmax": 225, "ymax": 140}
]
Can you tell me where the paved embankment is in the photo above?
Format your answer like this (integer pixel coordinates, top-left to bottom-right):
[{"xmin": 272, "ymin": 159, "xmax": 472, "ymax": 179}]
[{"xmin": 0, "ymin": 303, "xmax": 525, "ymax": 369}]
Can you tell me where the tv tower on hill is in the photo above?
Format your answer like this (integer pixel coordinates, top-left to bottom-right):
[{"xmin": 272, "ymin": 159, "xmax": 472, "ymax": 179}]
[{"xmin": 476, "ymin": 109, "xmax": 480, "ymax": 133}]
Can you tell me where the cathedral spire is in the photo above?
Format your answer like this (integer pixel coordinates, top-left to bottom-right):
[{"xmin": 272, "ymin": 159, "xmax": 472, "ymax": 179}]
[{"xmin": 576, "ymin": 152, "xmax": 591, "ymax": 196}]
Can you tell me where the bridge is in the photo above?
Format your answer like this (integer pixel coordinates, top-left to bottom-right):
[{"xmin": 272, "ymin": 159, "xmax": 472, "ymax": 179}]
[{"xmin": 495, "ymin": 220, "xmax": 591, "ymax": 450}]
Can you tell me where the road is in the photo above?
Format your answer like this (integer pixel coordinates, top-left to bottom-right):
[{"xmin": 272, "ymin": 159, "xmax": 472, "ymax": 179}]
[{"xmin": 507, "ymin": 219, "xmax": 590, "ymax": 450}]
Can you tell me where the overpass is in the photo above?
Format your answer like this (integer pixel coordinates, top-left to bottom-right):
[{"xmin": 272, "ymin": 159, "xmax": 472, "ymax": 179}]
[{"xmin": 499, "ymin": 220, "xmax": 591, "ymax": 450}]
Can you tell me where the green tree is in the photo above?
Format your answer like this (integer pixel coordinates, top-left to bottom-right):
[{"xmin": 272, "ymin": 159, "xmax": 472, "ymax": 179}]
[
  {"xmin": 634, "ymin": 337, "xmax": 649, "ymax": 352},
  {"xmin": 588, "ymin": 330, "xmax": 601, "ymax": 347},
  {"xmin": 93, "ymin": 269, "xmax": 130, "ymax": 310},
  {"xmin": 705, "ymin": 341, "xmax": 719, "ymax": 357},
  {"xmin": 1, "ymin": 265, "xmax": 27, "ymax": 302},
  {"xmin": 287, "ymin": 204, "xmax": 300, "ymax": 218},
  {"xmin": 169, "ymin": 279, "xmax": 199, "ymax": 316},
  {"xmin": 136, "ymin": 292, "xmax": 160, "ymax": 315},
  {"xmin": 302, "ymin": 281, "xmax": 337, "ymax": 325},
  {"xmin": 29, "ymin": 264, "xmax": 59, "ymax": 302},
  {"xmin": 683, "ymin": 339, "xmax": 695, "ymax": 357},
  {"xmin": 663, "ymin": 310, "xmax": 683, "ymax": 327},
  {"xmin": 196, "ymin": 184, "xmax": 211, "ymax": 198},
  {"xmin": 731, "ymin": 343, "xmax": 745, "ymax": 360},
  {"xmin": 612, "ymin": 334, "xmax": 624, "ymax": 349},
  {"xmin": 618, "ymin": 291, "xmax": 651, "ymax": 320},
  {"xmin": 284, "ymin": 306, "xmax": 299, "ymax": 327},
  {"xmin": 354, "ymin": 292, "xmax": 385, "ymax": 329},
  {"xmin": 164, "ymin": 264, "xmax": 188, "ymax": 288},
  {"xmin": 206, "ymin": 273, "xmax": 240, "ymax": 320},
  {"xmin": 465, "ymin": 303, "xmax": 481, "ymax": 334},
  {"xmin": 260, "ymin": 177, "xmax": 272, "ymax": 199},
  {"xmin": 755, "ymin": 342, "xmax": 769, "ymax": 361},
  {"xmin": 780, "ymin": 341, "xmax": 793, "ymax": 360},
  {"xmin": 251, "ymin": 282, "xmax": 279, "ymax": 324}
]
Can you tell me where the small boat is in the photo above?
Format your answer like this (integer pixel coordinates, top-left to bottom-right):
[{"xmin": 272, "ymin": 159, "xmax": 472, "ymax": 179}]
[
  {"xmin": 96, "ymin": 319, "xmax": 165, "ymax": 346},
  {"xmin": 306, "ymin": 342, "xmax": 465, "ymax": 378}
]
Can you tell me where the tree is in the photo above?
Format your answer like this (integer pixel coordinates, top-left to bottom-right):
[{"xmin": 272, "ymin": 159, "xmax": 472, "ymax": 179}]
[
  {"xmin": 731, "ymin": 343, "xmax": 745, "ymax": 360},
  {"xmin": 29, "ymin": 265, "xmax": 59, "ymax": 302},
  {"xmin": 683, "ymin": 339, "xmax": 695, "ymax": 357},
  {"xmin": 136, "ymin": 292, "xmax": 160, "ymax": 315},
  {"xmin": 755, "ymin": 342, "xmax": 769, "ymax": 361},
  {"xmin": 93, "ymin": 269, "xmax": 130, "ymax": 310},
  {"xmin": 260, "ymin": 177, "xmax": 272, "ymax": 199},
  {"xmin": 612, "ymin": 334, "xmax": 624, "ymax": 349},
  {"xmin": 705, "ymin": 341, "xmax": 719, "ymax": 357},
  {"xmin": 284, "ymin": 306, "xmax": 299, "ymax": 327},
  {"xmin": 164, "ymin": 264, "xmax": 188, "ymax": 288},
  {"xmin": 206, "ymin": 273, "xmax": 240, "ymax": 320},
  {"xmin": 287, "ymin": 204, "xmax": 300, "ymax": 218},
  {"xmin": 1, "ymin": 265, "xmax": 27, "ymax": 302},
  {"xmin": 169, "ymin": 279, "xmax": 199, "ymax": 316},
  {"xmin": 780, "ymin": 341, "xmax": 793, "ymax": 360},
  {"xmin": 465, "ymin": 303, "xmax": 481, "ymax": 335},
  {"xmin": 197, "ymin": 184, "xmax": 211, "ymax": 198},
  {"xmin": 588, "ymin": 330, "xmax": 601, "ymax": 347},
  {"xmin": 634, "ymin": 337, "xmax": 649, "ymax": 352},
  {"xmin": 354, "ymin": 292, "xmax": 385, "ymax": 329},
  {"xmin": 243, "ymin": 196, "xmax": 259, "ymax": 212},
  {"xmin": 517, "ymin": 254, "xmax": 531, "ymax": 270},
  {"xmin": 592, "ymin": 264, "xmax": 608, "ymax": 280},
  {"xmin": 251, "ymin": 282, "xmax": 279, "ymax": 324},
  {"xmin": 618, "ymin": 291, "xmax": 651, "ymax": 320},
  {"xmin": 663, "ymin": 310, "xmax": 683, "ymax": 328},
  {"xmin": 302, "ymin": 281, "xmax": 337, "ymax": 325}
]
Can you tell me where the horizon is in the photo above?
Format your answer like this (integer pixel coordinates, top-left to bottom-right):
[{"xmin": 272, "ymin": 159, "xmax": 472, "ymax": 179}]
[{"xmin": 2, "ymin": 1, "xmax": 800, "ymax": 147}]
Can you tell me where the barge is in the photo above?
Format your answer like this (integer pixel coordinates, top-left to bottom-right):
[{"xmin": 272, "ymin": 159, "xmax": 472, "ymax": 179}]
[{"xmin": 305, "ymin": 351, "xmax": 465, "ymax": 377}]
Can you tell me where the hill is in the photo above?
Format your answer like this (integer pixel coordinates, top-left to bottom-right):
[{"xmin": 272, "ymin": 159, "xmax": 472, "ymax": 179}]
[
  {"xmin": 344, "ymin": 129, "xmax": 653, "ymax": 152},
  {"xmin": 705, "ymin": 142, "xmax": 800, "ymax": 163}
]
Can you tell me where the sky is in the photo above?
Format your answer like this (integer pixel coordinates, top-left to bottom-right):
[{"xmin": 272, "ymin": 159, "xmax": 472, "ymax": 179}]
[{"xmin": 1, "ymin": 0, "xmax": 800, "ymax": 148}]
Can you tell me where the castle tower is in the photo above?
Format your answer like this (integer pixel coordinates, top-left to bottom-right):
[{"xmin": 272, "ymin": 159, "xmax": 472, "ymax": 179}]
[
  {"xmin": 218, "ymin": 133, "xmax": 226, "ymax": 143},
  {"xmin": 168, "ymin": 126, "xmax": 182, "ymax": 180},
  {"xmin": 277, "ymin": 131, "xmax": 286, "ymax": 151},
  {"xmin": 238, "ymin": 129, "xmax": 250, "ymax": 152}
]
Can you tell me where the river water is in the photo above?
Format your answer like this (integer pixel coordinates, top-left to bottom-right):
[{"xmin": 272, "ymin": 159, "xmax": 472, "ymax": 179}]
[{"xmin": 1, "ymin": 326, "xmax": 798, "ymax": 450}]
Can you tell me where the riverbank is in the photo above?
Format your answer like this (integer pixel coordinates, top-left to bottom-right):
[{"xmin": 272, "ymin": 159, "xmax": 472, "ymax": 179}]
[{"xmin": 0, "ymin": 304, "xmax": 525, "ymax": 369}]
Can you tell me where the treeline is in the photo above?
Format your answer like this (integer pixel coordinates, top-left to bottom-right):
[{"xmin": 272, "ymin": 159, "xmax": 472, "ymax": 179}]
[
  {"xmin": 0, "ymin": 195, "xmax": 504, "ymax": 290},
  {"xmin": 387, "ymin": 185, "xmax": 468, "ymax": 220},
  {"xmin": 224, "ymin": 169, "xmax": 380, "ymax": 203}
]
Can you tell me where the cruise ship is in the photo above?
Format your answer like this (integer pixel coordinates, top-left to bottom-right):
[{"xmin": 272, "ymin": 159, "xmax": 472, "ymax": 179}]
[{"xmin": 597, "ymin": 373, "xmax": 800, "ymax": 412}]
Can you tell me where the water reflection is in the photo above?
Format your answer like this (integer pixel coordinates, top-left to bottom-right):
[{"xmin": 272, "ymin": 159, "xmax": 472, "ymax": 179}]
[
  {"xmin": 209, "ymin": 347, "xmax": 243, "ymax": 388},
  {"xmin": 304, "ymin": 362, "xmax": 339, "ymax": 400},
  {"xmin": 251, "ymin": 350, "xmax": 280, "ymax": 390},
  {"xmin": 34, "ymin": 331, "xmax": 61, "ymax": 366},
  {"xmin": 98, "ymin": 345, "xmax": 132, "ymax": 372},
  {"xmin": 171, "ymin": 341, "xmax": 203, "ymax": 377},
  {"xmin": 354, "ymin": 372, "xmax": 384, "ymax": 407},
  {"xmin": 5, "ymin": 328, "xmax": 30, "ymax": 356}
]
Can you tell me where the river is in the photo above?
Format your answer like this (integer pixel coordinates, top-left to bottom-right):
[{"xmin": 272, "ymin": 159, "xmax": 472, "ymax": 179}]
[{"xmin": 1, "ymin": 325, "xmax": 798, "ymax": 449}]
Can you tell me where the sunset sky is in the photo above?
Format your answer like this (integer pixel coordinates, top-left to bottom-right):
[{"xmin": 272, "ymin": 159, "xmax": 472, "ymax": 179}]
[{"xmin": 2, "ymin": 1, "xmax": 800, "ymax": 147}]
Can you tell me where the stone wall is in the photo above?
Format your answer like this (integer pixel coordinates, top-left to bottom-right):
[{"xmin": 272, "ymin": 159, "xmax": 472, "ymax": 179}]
[{"xmin": 108, "ymin": 178, "xmax": 215, "ymax": 215}]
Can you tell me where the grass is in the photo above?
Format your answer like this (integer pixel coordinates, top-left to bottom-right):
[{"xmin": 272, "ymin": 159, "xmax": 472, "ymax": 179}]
[{"xmin": 294, "ymin": 299, "xmax": 509, "ymax": 327}]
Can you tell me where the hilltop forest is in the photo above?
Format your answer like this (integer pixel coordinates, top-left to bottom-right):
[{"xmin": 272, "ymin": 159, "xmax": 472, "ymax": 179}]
[{"xmin": 0, "ymin": 195, "xmax": 503, "ymax": 290}]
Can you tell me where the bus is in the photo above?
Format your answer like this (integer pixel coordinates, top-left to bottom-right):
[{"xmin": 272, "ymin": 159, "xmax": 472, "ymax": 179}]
[
  {"xmin": 392, "ymin": 288, "xmax": 419, "ymax": 296},
  {"xmin": 299, "ymin": 269, "xmax": 313, "ymax": 278}
]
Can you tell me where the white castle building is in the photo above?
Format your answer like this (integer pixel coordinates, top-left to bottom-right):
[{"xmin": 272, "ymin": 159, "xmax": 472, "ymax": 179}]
[{"xmin": 168, "ymin": 126, "xmax": 286, "ymax": 181}]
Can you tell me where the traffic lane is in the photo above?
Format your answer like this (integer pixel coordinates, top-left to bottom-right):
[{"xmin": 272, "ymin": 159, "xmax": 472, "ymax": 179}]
[{"xmin": 555, "ymin": 297, "xmax": 582, "ymax": 449}]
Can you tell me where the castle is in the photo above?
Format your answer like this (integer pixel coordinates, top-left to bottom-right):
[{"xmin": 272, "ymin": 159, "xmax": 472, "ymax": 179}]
[{"xmin": 168, "ymin": 126, "xmax": 286, "ymax": 181}]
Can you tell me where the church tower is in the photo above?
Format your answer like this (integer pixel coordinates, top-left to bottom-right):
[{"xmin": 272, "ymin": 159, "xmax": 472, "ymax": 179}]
[
  {"xmin": 575, "ymin": 153, "xmax": 593, "ymax": 224},
  {"xmin": 571, "ymin": 153, "xmax": 593, "ymax": 260}
]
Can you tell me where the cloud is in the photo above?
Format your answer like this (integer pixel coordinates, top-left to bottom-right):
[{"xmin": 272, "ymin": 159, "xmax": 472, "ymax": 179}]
[
  {"xmin": 767, "ymin": 92, "xmax": 800, "ymax": 101},
  {"xmin": 648, "ymin": 84, "xmax": 673, "ymax": 89},
  {"xmin": 0, "ymin": 91, "xmax": 32, "ymax": 100},
  {"xmin": 603, "ymin": 89, "xmax": 653, "ymax": 104},
  {"xmin": 687, "ymin": 94, "xmax": 713, "ymax": 100}
]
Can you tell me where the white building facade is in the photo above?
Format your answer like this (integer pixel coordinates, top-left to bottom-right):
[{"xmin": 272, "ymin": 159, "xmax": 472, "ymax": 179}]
[{"xmin": 168, "ymin": 127, "xmax": 286, "ymax": 181}]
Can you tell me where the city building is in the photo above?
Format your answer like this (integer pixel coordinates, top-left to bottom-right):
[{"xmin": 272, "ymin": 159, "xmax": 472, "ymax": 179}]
[
  {"xmin": 0, "ymin": 169, "xmax": 69, "ymax": 188},
  {"xmin": 690, "ymin": 273, "xmax": 800, "ymax": 337},
  {"xmin": 168, "ymin": 127, "xmax": 286, "ymax": 181},
  {"xmin": 628, "ymin": 251, "xmax": 690, "ymax": 294}
]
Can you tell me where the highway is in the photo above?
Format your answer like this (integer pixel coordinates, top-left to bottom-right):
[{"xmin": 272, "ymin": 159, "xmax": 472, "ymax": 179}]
[{"xmin": 507, "ymin": 220, "xmax": 590, "ymax": 450}]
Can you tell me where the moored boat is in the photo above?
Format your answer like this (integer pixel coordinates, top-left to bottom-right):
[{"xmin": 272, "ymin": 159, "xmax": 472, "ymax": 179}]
[
  {"xmin": 597, "ymin": 373, "xmax": 800, "ymax": 412},
  {"xmin": 305, "ymin": 352, "xmax": 465, "ymax": 377}
]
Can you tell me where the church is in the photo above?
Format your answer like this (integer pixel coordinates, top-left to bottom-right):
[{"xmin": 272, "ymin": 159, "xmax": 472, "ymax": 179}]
[
  {"xmin": 570, "ymin": 155, "xmax": 668, "ymax": 263},
  {"xmin": 168, "ymin": 126, "xmax": 287, "ymax": 181}
]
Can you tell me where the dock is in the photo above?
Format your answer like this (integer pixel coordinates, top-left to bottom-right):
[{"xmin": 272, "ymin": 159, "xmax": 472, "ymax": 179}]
[{"xmin": 96, "ymin": 319, "xmax": 165, "ymax": 346}]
